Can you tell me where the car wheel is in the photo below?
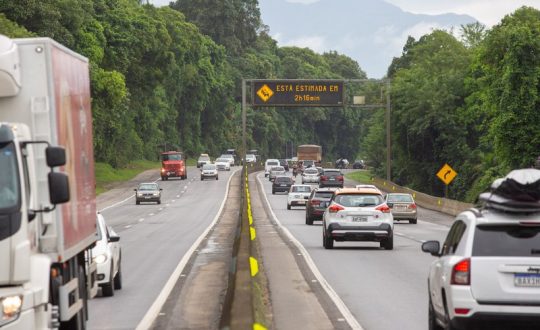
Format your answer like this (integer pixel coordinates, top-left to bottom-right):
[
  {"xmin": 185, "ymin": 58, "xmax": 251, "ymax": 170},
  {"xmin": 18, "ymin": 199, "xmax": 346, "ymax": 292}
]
[
  {"xmin": 136, "ymin": 200, "xmax": 140, "ymax": 205},
  {"xmin": 428, "ymin": 296, "xmax": 443, "ymax": 330},
  {"xmin": 157, "ymin": 199, "xmax": 161, "ymax": 205},
  {"xmin": 381, "ymin": 234, "xmax": 394, "ymax": 250},
  {"xmin": 102, "ymin": 264, "xmax": 114, "ymax": 297},
  {"xmin": 305, "ymin": 214, "xmax": 313, "ymax": 225},
  {"xmin": 114, "ymin": 257, "xmax": 122, "ymax": 290},
  {"xmin": 272, "ymin": 190, "xmax": 275, "ymax": 194},
  {"xmin": 161, "ymin": 176, "xmax": 166, "ymax": 181},
  {"xmin": 410, "ymin": 218, "xmax": 417, "ymax": 224},
  {"xmin": 201, "ymin": 177, "xmax": 204, "ymax": 181},
  {"xmin": 216, "ymin": 176, "xmax": 218, "ymax": 180},
  {"xmin": 287, "ymin": 203, "xmax": 291, "ymax": 210},
  {"xmin": 323, "ymin": 228, "xmax": 333, "ymax": 249}
]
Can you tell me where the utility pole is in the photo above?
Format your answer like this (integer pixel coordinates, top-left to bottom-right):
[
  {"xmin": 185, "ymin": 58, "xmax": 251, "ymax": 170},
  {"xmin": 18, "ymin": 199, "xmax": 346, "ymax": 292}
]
[{"xmin": 386, "ymin": 79, "xmax": 391, "ymax": 182}]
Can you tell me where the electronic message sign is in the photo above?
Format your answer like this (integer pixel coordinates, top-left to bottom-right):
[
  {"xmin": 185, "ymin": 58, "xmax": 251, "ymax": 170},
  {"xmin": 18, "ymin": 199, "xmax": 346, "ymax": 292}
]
[{"xmin": 252, "ymin": 80, "xmax": 344, "ymax": 107}]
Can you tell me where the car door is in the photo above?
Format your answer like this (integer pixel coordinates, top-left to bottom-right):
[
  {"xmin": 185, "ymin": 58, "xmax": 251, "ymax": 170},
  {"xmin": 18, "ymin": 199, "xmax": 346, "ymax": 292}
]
[{"xmin": 107, "ymin": 226, "xmax": 120, "ymax": 275}]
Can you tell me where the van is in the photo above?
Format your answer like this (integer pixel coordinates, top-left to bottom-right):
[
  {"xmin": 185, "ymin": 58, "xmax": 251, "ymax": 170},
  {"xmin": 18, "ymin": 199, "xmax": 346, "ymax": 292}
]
[{"xmin": 265, "ymin": 159, "xmax": 280, "ymax": 177}]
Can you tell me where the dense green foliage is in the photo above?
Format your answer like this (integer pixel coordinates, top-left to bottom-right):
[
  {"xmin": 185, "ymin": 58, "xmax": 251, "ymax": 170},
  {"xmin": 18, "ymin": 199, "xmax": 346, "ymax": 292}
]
[{"xmin": 1, "ymin": 2, "xmax": 539, "ymax": 201}]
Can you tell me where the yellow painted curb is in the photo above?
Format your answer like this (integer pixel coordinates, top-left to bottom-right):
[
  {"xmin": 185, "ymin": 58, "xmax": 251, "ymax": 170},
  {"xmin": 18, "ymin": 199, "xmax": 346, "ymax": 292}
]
[
  {"xmin": 250, "ymin": 226, "xmax": 256, "ymax": 241},
  {"xmin": 248, "ymin": 213, "xmax": 253, "ymax": 225},
  {"xmin": 253, "ymin": 323, "xmax": 267, "ymax": 330},
  {"xmin": 249, "ymin": 257, "xmax": 259, "ymax": 277}
]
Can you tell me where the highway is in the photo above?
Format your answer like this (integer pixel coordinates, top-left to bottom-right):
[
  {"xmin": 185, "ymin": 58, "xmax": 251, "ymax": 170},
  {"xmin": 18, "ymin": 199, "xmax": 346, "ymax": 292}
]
[
  {"xmin": 88, "ymin": 166, "xmax": 238, "ymax": 330},
  {"xmin": 255, "ymin": 170, "xmax": 454, "ymax": 330}
]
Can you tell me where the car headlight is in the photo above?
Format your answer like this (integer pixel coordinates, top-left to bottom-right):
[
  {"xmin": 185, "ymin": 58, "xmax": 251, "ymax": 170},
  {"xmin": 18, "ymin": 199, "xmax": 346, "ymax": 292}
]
[
  {"xmin": 94, "ymin": 254, "xmax": 107, "ymax": 264},
  {"xmin": 0, "ymin": 295, "xmax": 23, "ymax": 326},
  {"xmin": 137, "ymin": 192, "xmax": 143, "ymax": 197},
  {"xmin": 153, "ymin": 192, "xmax": 159, "ymax": 196}
]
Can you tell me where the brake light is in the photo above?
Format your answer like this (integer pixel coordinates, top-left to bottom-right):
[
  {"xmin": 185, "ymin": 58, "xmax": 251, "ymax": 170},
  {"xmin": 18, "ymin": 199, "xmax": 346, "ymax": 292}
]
[
  {"xmin": 408, "ymin": 203, "xmax": 417, "ymax": 210},
  {"xmin": 451, "ymin": 258, "xmax": 470, "ymax": 285},
  {"xmin": 337, "ymin": 176, "xmax": 343, "ymax": 181},
  {"xmin": 321, "ymin": 175, "xmax": 328, "ymax": 181},
  {"xmin": 375, "ymin": 204, "xmax": 391, "ymax": 213},
  {"xmin": 454, "ymin": 308, "xmax": 470, "ymax": 315},
  {"xmin": 328, "ymin": 204, "xmax": 344, "ymax": 213},
  {"xmin": 310, "ymin": 199, "xmax": 321, "ymax": 206}
]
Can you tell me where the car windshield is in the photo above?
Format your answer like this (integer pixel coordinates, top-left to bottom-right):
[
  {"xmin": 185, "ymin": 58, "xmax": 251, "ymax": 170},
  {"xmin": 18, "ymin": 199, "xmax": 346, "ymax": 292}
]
[
  {"xmin": 387, "ymin": 194, "xmax": 413, "ymax": 203},
  {"xmin": 334, "ymin": 193, "xmax": 383, "ymax": 207},
  {"xmin": 202, "ymin": 164, "xmax": 216, "ymax": 170},
  {"xmin": 473, "ymin": 225, "xmax": 540, "ymax": 257},
  {"xmin": 138, "ymin": 183, "xmax": 158, "ymax": 190},
  {"xmin": 292, "ymin": 186, "xmax": 311, "ymax": 193},
  {"xmin": 198, "ymin": 155, "xmax": 210, "ymax": 161},
  {"xmin": 0, "ymin": 142, "xmax": 20, "ymax": 210},
  {"xmin": 161, "ymin": 153, "xmax": 183, "ymax": 161}
]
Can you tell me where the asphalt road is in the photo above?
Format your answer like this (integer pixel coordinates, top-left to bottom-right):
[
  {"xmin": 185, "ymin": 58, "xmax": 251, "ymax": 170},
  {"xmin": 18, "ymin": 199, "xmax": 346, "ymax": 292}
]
[
  {"xmin": 88, "ymin": 166, "xmax": 238, "ymax": 330},
  {"xmin": 257, "ymin": 171, "xmax": 455, "ymax": 330}
]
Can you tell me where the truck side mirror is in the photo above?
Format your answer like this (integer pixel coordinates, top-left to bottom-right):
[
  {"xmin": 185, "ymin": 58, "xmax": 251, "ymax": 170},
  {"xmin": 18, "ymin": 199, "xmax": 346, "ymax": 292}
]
[
  {"xmin": 46, "ymin": 146, "xmax": 66, "ymax": 167},
  {"xmin": 48, "ymin": 172, "xmax": 70, "ymax": 204}
]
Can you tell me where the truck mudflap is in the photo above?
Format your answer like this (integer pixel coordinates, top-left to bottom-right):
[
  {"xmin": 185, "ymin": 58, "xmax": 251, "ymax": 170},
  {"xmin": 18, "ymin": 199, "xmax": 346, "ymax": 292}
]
[{"xmin": 58, "ymin": 277, "xmax": 82, "ymax": 321}]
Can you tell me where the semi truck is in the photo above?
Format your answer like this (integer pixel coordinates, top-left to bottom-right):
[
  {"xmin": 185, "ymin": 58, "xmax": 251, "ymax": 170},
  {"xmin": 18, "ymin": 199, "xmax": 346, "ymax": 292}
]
[
  {"xmin": 0, "ymin": 35, "xmax": 97, "ymax": 329},
  {"xmin": 297, "ymin": 144, "xmax": 322, "ymax": 163}
]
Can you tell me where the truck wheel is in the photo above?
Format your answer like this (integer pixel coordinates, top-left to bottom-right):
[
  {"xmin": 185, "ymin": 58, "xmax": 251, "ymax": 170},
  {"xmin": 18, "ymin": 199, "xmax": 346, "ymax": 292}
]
[
  {"xmin": 183, "ymin": 174, "xmax": 187, "ymax": 180},
  {"xmin": 102, "ymin": 265, "xmax": 114, "ymax": 297},
  {"xmin": 114, "ymin": 258, "xmax": 122, "ymax": 290},
  {"xmin": 161, "ymin": 176, "xmax": 166, "ymax": 181}
]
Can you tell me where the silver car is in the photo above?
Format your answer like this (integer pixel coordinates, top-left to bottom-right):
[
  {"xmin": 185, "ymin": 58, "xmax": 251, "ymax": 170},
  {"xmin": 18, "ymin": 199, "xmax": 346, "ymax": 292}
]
[
  {"xmin": 269, "ymin": 166, "xmax": 286, "ymax": 182},
  {"xmin": 385, "ymin": 193, "xmax": 417, "ymax": 224},
  {"xmin": 200, "ymin": 164, "xmax": 218, "ymax": 180},
  {"xmin": 301, "ymin": 167, "xmax": 320, "ymax": 184},
  {"xmin": 134, "ymin": 182, "xmax": 162, "ymax": 205}
]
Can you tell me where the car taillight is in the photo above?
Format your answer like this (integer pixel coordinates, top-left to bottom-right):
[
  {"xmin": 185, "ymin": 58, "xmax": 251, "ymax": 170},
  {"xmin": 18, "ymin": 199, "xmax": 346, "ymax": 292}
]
[
  {"xmin": 321, "ymin": 175, "xmax": 328, "ymax": 181},
  {"xmin": 375, "ymin": 204, "xmax": 391, "ymax": 213},
  {"xmin": 310, "ymin": 199, "xmax": 321, "ymax": 206},
  {"xmin": 451, "ymin": 258, "xmax": 470, "ymax": 285},
  {"xmin": 328, "ymin": 204, "xmax": 344, "ymax": 213},
  {"xmin": 454, "ymin": 308, "xmax": 470, "ymax": 315},
  {"xmin": 337, "ymin": 176, "xmax": 343, "ymax": 181},
  {"xmin": 408, "ymin": 203, "xmax": 417, "ymax": 210}
]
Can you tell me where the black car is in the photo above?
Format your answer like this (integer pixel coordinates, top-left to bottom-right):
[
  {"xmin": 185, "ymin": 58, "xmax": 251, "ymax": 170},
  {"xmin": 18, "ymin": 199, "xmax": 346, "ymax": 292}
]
[
  {"xmin": 279, "ymin": 159, "xmax": 289, "ymax": 171},
  {"xmin": 319, "ymin": 169, "xmax": 344, "ymax": 188},
  {"xmin": 272, "ymin": 176, "xmax": 294, "ymax": 194},
  {"xmin": 305, "ymin": 188, "xmax": 336, "ymax": 225},
  {"xmin": 352, "ymin": 159, "xmax": 365, "ymax": 169}
]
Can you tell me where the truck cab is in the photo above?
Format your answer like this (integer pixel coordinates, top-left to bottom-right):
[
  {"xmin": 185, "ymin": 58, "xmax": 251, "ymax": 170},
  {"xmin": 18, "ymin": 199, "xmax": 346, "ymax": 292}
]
[{"xmin": 161, "ymin": 151, "xmax": 187, "ymax": 180}]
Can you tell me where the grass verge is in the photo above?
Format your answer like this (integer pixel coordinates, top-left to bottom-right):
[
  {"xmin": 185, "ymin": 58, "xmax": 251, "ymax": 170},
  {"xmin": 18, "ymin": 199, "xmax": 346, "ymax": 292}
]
[
  {"xmin": 95, "ymin": 160, "xmax": 160, "ymax": 195},
  {"xmin": 345, "ymin": 169, "xmax": 374, "ymax": 183}
]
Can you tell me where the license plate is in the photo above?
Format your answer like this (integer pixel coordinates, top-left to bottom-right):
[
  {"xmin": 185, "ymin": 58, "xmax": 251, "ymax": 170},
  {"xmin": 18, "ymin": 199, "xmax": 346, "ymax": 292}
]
[
  {"xmin": 330, "ymin": 178, "xmax": 335, "ymax": 181},
  {"xmin": 145, "ymin": 196, "xmax": 151, "ymax": 199},
  {"xmin": 394, "ymin": 205, "xmax": 406, "ymax": 211},
  {"xmin": 352, "ymin": 216, "xmax": 368, "ymax": 222},
  {"xmin": 280, "ymin": 184, "xmax": 286, "ymax": 187},
  {"xmin": 515, "ymin": 274, "xmax": 540, "ymax": 287}
]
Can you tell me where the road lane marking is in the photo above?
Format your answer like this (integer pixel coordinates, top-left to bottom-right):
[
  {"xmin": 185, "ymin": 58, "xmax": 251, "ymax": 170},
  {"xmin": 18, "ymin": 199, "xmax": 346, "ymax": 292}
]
[
  {"xmin": 125, "ymin": 225, "xmax": 132, "ymax": 229},
  {"xmin": 136, "ymin": 168, "xmax": 241, "ymax": 330},
  {"xmin": 256, "ymin": 174, "xmax": 364, "ymax": 330},
  {"xmin": 394, "ymin": 232, "xmax": 426, "ymax": 243},
  {"xmin": 139, "ymin": 218, "xmax": 144, "ymax": 222}
]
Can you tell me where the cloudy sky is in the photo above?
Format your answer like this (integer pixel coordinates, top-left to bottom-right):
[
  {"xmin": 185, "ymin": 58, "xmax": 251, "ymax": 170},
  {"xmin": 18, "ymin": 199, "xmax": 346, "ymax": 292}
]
[{"xmin": 287, "ymin": 0, "xmax": 540, "ymax": 26}]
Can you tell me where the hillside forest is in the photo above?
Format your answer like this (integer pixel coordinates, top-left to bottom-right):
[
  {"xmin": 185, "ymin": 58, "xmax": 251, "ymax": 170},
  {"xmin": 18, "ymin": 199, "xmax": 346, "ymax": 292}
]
[{"xmin": 1, "ymin": 1, "xmax": 539, "ymax": 201}]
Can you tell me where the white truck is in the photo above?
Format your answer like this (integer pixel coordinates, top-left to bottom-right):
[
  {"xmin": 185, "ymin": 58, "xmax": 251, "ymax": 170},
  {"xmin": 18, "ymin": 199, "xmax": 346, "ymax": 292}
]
[{"xmin": 0, "ymin": 35, "xmax": 97, "ymax": 329}]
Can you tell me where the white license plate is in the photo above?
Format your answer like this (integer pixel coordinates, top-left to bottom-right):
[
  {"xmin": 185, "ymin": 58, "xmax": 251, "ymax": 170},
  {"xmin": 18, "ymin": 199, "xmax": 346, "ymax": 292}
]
[
  {"xmin": 352, "ymin": 216, "xmax": 368, "ymax": 222},
  {"xmin": 394, "ymin": 205, "xmax": 406, "ymax": 211},
  {"xmin": 280, "ymin": 184, "xmax": 287, "ymax": 187},
  {"xmin": 329, "ymin": 178, "xmax": 335, "ymax": 181},
  {"xmin": 145, "ymin": 196, "xmax": 151, "ymax": 199},
  {"xmin": 515, "ymin": 274, "xmax": 540, "ymax": 287}
]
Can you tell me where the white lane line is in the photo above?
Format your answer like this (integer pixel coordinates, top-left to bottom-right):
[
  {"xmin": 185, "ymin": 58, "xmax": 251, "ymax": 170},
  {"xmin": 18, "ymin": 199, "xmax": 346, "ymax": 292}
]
[
  {"xmin": 136, "ymin": 168, "xmax": 241, "ymax": 330},
  {"xmin": 139, "ymin": 219, "xmax": 145, "ymax": 222},
  {"xmin": 125, "ymin": 225, "xmax": 132, "ymax": 229},
  {"xmin": 256, "ymin": 173, "xmax": 364, "ymax": 330},
  {"xmin": 149, "ymin": 213, "xmax": 155, "ymax": 216},
  {"xmin": 394, "ymin": 232, "xmax": 426, "ymax": 243},
  {"xmin": 176, "ymin": 195, "xmax": 180, "ymax": 198},
  {"xmin": 98, "ymin": 177, "xmax": 161, "ymax": 212}
]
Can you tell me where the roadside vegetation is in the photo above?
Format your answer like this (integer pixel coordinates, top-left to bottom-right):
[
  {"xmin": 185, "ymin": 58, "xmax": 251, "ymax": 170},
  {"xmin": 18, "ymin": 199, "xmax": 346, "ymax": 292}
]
[
  {"xmin": 345, "ymin": 170, "xmax": 373, "ymax": 184},
  {"xmin": 95, "ymin": 160, "xmax": 159, "ymax": 195},
  {"xmin": 1, "ymin": 2, "xmax": 539, "ymax": 202}
]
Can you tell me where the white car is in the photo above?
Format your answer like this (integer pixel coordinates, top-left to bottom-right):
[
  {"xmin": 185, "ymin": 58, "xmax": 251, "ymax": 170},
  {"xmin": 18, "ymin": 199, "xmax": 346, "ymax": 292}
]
[
  {"xmin": 301, "ymin": 167, "xmax": 320, "ymax": 184},
  {"xmin": 220, "ymin": 154, "xmax": 235, "ymax": 166},
  {"xmin": 268, "ymin": 166, "xmax": 286, "ymax": 182},
  {"xmin": 287, "ymin": 184, "xmax": 312, "ymax": 210},
  {"xmin": 246, "ymin": 154, "xmax": 257, "ymax": 163},
  {"xmin": 92, "ymin": 213, "xmax": 122, "ymax": 297},
  {"xmin": 215, "ymin": 158, "xmax": 231, "ymax": 171},
  {"xmin": 200, "ymin": 163, "xmax": 218, "ymax": 180},
  {"xmin": 323, "ymin": 187, "xmax": 393, "ymax": 250},
  {"xmin": 265, "ymin": 159, "xmax": 280, "ymax": 177},
  {"xmin": 422, "ymin": 169, "xmax": 540, "ymax": 330}
]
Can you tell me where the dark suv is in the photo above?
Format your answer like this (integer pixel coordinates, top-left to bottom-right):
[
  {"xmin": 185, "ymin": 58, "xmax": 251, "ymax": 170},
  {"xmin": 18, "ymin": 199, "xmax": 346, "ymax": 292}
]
[
  {"xmin": 305, "ymin": 188, "xmax": 335, "ymax": 225},
  {"xmin": 272, "ymin": 176, "xmax": 294, "ymax": 194},
  {"xmin": 319, "ymin": 169, "xmax": 344, "ymax": 188},
  {"xmin": 279, "ymin": 159, "xmax": 289, "ymax": 171}
]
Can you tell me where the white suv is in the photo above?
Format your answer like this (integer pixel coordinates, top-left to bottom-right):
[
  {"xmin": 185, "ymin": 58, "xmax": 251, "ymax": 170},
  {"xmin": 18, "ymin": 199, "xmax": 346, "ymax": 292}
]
[
  {"xmin": 422, "ymin": 169, "xmax": 540, "ymax": 330},
  {"xmin": 323, "ymin": 187, "xmax": 394, "ymax": 250}
]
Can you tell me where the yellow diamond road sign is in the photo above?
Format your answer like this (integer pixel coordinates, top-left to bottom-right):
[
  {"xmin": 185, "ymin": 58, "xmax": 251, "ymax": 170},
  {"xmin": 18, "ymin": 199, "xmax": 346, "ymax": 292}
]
[
  {"xmin": 256, "ymin": 84, "xmax": 274, "ymax": 103},
  {"xmin": 437, "ymin": 163, "xmax": 457, "ymax": 185}
]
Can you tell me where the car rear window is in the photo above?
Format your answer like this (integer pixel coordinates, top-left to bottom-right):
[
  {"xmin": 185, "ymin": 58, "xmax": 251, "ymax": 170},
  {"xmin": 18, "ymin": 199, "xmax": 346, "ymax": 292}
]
[
  {"xmin": 334, "ymin": 193, "xmax": 383, "ymax": 207},
  {"xmin": 275, "ymin": 177, "xmax": 292, "ymax": 183},
  {"xmin": 271, "ymin": 166, "xmax": 285, "ymax": 171},
  {"xmin": 292, "ymin": 186, "xmax": 311, "ymax": 193},
  {"xmin": 267, "ymin": 161, "xmax": 279, "ymax": 166},
  {"xmin": 387, "ymin": 194, "xmax": 413, "ymax": 203},
  {"xmin": 324, "ymin": 170, "xmax": 341, "ymax": 176},
  {"xmin": 314, "ymin": 192, "xmax": 334, "ymax": 199},
  {"xmin": 473, "ymin": 225, "xmax": 540, "ymax": 257}
]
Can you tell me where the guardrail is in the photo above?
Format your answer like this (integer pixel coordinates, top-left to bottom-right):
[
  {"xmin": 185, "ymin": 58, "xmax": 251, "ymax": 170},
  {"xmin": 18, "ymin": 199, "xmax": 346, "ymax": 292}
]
[{"xmin": 369, "ymin": 176, "xmax": 473, "ymax": 216}]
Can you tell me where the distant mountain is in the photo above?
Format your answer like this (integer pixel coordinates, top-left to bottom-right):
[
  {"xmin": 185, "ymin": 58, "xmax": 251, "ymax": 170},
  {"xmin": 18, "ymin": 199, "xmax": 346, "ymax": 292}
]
[{"xmin": 259, "ymin": 0, "xmax": 477, "ymax": 77}]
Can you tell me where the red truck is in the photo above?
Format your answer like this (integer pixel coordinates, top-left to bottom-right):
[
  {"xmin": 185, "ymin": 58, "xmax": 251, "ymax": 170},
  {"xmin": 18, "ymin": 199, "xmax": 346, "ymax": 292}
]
[{"xmin": 160, "ymin": 151, "xmax": 187, "ymax": 180}]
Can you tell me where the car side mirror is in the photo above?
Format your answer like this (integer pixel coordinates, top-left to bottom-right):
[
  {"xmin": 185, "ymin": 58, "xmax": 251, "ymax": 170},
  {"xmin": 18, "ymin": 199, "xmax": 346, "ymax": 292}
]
[
  {"xmin": 421, "ymin": 240, "xmax": 441, "ymax": 257},
  {"xmin": 108, "ymin": 235, "xmax": 120, "ymax": 242}
]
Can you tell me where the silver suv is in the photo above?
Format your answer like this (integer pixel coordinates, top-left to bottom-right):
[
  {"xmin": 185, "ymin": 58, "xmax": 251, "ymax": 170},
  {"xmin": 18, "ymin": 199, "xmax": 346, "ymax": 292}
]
[{"xmin": 422, "ymin": 169, "xmax": 540, "ymax": 330}]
